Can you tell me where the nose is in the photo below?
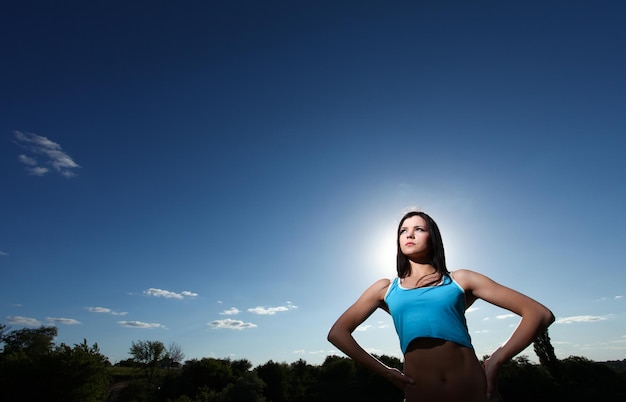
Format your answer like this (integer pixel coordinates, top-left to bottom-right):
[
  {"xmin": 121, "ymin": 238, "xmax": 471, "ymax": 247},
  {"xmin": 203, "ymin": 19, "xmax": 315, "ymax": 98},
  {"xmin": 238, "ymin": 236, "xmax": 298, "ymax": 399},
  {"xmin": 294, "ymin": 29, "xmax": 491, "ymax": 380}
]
[{"xmin": 406, "ymin": 230, "xmax": 415, "ymax": 238}]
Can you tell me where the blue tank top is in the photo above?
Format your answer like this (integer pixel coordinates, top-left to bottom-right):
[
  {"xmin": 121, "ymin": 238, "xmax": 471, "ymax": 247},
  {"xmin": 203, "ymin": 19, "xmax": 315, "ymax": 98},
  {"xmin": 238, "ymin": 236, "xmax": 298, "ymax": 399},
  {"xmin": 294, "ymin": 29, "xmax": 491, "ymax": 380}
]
[{"xmin": 384, "ymin": 274, "xmax": 473, "ymax": 354}]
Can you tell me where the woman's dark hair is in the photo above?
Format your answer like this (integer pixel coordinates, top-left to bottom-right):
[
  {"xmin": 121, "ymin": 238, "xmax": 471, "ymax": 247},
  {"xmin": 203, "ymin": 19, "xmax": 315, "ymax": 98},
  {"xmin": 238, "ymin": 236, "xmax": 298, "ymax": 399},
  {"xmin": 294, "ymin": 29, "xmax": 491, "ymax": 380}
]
[{"xmin": 396, "ymin": 210, "xmax": 448, "ymax": 278}]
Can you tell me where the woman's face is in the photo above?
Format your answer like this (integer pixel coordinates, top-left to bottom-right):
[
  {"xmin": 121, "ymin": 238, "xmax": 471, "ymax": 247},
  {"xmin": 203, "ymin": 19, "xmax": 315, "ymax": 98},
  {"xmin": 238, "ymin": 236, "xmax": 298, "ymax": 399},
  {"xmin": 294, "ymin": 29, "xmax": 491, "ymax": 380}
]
[{"xmin": 398, "ymin": 215, "xmax": 430, "ymax": 258}]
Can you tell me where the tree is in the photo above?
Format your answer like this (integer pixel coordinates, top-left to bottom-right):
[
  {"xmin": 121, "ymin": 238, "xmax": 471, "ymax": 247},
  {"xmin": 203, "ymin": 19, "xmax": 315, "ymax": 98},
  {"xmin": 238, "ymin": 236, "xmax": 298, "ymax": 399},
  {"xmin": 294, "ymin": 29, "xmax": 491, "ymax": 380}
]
[
  {"xmin": 48, "ymin": 339, "xmax": 111, "ymax": 402},
  {"xmin": 129, "ymin": 339, "xmax": 166, "ymax": 386},
  {"xmin": 165, "ymin": 341, "xmax": 185, "ymax": 368},
  {"xmin": 0, "ymin": 325, "xmax": 109, "ymax": 402},
  {"xmin": 0, "ymin": 325, "xmax": 57, "ymax": 358},
  {"xmin": 255, "ymin": 360, "xmax": 290, "ymax": 402},
  {"xmin": 533, "ymin": 328, "xmax": 563, "ymax": 383}
]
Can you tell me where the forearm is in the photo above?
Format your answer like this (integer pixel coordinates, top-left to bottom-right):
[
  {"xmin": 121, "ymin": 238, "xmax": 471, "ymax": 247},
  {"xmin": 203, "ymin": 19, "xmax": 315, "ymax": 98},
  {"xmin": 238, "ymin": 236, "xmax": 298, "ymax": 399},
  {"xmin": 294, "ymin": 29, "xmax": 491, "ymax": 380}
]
[
  {"xmin": 327, "ymin": 329, "xmax": 391, "ymax": 377},
  {"xmin": 489, "ymin": 309, "xmax": 554, "ymax": 365}
]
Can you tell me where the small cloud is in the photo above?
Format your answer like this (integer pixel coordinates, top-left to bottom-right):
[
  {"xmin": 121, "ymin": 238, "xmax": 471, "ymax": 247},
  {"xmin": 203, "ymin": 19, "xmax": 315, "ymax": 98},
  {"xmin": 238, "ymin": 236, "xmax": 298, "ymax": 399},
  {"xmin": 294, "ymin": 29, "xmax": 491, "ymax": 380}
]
[
  {"xmin": 13, "ymin": 131, "xmax": 80, "ymax": 178},
  {"xmin": 555, "ymin": 315, "xmax": 608, "ymax": 324},
  {"xmin": 309, "ymin": 349, "xmax": 332, "ymax": 355},
  {"xmin": 208, "ymin": 318, "xmax": 257, "ymax": 330},
  {"xmin": 466, "ymin": 307, "xmax": 479, "ymax": 313},
  {"xmin": 616, "ymin": 296, "xmax": 623, "ymax": 300},
  {"xmin": 356, "ymin": 324, "xmax": 371, "ymax": 332},
  {"xmin": 248, "ymin": 306, "xmax": 288, "ymax": 315},
  {"xmin": 220, "ymin": 307, "xmax": 240, "ymax": 315},
  {"xmin": 496, "ymin": 314, "xmax": 516, "ymax": 320},
  {"xmin": 364, "ymin": 347, "xmax": 383, "ymax": 355},
  {"xmin": 7, "ymin": 315, "xmax": 41, "ymax": 327},
  {"xmin": 0, "ymin": 251, "xmax": 9, "ymax": 256},
  {"xmin": 87, "ymin": 306, "xmax": 128, "ymax": 316},
  {"xmin": 118, "ymin": 320, "xmax": 165, "ymax": 329},
  {"xmin": 46, "ymin": 317, "xmax": 81, "ymax": 325},
  {"xmin": 248, "ymin": 302, "xmax": 297, "ymax": 315},
  {"xmin": 143, "ymin": 288, "xmax": 198, "ymax": 300}
]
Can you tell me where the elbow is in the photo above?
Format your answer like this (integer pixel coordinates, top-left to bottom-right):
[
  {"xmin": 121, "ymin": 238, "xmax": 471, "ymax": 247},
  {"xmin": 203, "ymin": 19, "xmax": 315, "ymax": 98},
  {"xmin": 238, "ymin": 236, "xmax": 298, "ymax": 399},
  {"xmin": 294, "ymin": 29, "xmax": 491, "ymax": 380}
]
[
  {"xmin": 327, "ymin": 324, "xmax": 349, "ymax": 347},
  {"xmin": 547, "ymin": 310, "xmax": 555, "ymax": 327},
  {"xmin": 327, "ymin": 326, "xmax": 339, "ymax": 346},
  {"xmin": 541, "ymin": 307, "xmax": 555, "ymax": 329}
]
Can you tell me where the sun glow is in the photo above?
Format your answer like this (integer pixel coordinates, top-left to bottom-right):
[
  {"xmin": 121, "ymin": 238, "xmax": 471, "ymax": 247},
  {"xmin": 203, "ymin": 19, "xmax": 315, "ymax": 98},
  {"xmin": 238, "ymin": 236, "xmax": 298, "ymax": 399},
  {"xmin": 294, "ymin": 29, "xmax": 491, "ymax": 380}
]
[{"xmin": 367, "ymin": 223, "xmax": 398, "ymax": 279}]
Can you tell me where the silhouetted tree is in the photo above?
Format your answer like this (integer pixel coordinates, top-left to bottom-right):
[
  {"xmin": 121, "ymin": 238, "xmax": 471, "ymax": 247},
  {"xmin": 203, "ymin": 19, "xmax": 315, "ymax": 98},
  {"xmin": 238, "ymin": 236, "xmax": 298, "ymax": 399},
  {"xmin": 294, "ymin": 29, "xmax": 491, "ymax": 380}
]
[
  {"xmin": 230, "ymin": 358, "xmax": 253, "ymax": 377},
  {"xmin": 129, "ymin": 340, "xmax": 167, "ymax": 387},
  {"xmin": 221, "ymin": 372, "xmax": 266, "ymax": 402},
  {"xmin": 558, "ymin": 356, "xmax": 626, "ymax": 401},
  {"xmin": 0, "ymin": 325, "xmax": 57, "ymax": 358},
  {"xmin": 165, "ymin": 341, "xmax": 185, "ymax": 369},
  {"xmin": 497, "ymin": 355, "xmax": 558, "ymax": 402},
  {"xmin": 533, "ymin": 328, "xmax": 563, "ymax": 383},
  {"xmin": 255, "ymin": 360, "xmax": 290, "ymax": 402},
  {"xmin": 47, "ymin": 339, "xmax": 111, "ymax": 402},
  {"xmin": 0, "ymin": 326, "xmax": 109, "ymax": 402}
]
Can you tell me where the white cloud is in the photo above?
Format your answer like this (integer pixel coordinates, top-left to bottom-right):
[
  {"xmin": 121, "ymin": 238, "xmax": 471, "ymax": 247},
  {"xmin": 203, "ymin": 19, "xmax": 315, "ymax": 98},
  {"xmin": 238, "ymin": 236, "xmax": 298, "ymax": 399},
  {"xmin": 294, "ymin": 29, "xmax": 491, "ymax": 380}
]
[
  {"xmin": 248, "ymin": 306, "xmax": 289, "ymax": 315},
  {"xmin": 86, "ymin": 306, "xmax": 127, "ymax": 316},
  {"xmin": 356, "ymin": 324, "xmax": 371, "ymax": 332},
  {"xmin": 220, "ymin": 307, "xmax": 240, "ymax": 315},
  {"xmin": 7, "ymin": 315, "xmax": 41, "ymax": 326},
  {"xmin": 309, "ymin": 349, "xmax": 333, "ymax": 355},
  {"xmin": 0, "ymin": 251, "xmax": 9, "ymax": 256},
  {"xmin": 555, "ymin": 315, "xmax": 608, "ymax": 324},
  {"xmin": 14, "ymin": 131, "xmax": 80, "ymax": 178},
  {"xmin": 496, "ymin": 314, "xmax": 516, "ymax": 320},
  {"xmin": 46, "ymin": 317, "xmax": 81, "ymax": 325},
  {"xmin": 208, "ymin": 318, "xmax": 257, "ymax": 330},
  {"xmin": 143, "ymin": 288, "xmax": 198, "ymax": 300},
  {"xmin": 118, "ymin": 321, "xmax": 165, "ymax": 329},
  {"xmin": 248, "ymin": 302, "xmax": 297, "ymax": 315}
]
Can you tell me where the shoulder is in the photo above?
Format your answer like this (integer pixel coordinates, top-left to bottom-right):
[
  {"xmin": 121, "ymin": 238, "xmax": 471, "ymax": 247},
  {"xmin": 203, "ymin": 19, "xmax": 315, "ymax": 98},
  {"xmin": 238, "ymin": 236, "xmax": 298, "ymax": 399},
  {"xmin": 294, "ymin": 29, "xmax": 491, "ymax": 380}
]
[
  {"xmin": 450, "ymin": 269, "xmax": 494, "ymax": 291},
  {"xmin": 362, "ymin": 278, "xmax": 392, "ymax": 300},
  {"xmin": 371, "ymin": 277, "xmax": 392, "ymax": 292},
  {"xmin": 450, "ymin": 269, "xmax": 478, "ymax": 282}
]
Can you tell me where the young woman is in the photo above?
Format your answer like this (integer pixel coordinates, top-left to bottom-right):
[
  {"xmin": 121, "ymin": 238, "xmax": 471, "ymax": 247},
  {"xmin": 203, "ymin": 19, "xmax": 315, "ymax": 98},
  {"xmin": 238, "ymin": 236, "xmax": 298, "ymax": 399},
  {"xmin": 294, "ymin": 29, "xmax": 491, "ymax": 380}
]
[{"xmin": 327, "ymin": 210, "xmax": 554, "ymax": 402}]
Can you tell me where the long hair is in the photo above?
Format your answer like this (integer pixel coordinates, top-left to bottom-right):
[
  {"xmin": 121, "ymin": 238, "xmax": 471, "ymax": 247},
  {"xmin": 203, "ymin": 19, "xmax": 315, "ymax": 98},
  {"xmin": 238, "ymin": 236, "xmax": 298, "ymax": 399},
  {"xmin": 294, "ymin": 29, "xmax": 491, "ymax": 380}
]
[{"xmin": 396, "ymin": 210, "xmax": 449, "ymax": 278}]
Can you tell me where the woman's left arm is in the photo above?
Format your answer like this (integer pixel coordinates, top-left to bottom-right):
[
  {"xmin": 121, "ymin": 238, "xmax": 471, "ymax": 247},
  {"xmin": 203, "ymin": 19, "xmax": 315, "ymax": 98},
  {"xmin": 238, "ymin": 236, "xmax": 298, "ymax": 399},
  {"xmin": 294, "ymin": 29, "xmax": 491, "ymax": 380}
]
[{"xmin": 453, "ymin": 269, "xmax": 555, "ymax": 398}]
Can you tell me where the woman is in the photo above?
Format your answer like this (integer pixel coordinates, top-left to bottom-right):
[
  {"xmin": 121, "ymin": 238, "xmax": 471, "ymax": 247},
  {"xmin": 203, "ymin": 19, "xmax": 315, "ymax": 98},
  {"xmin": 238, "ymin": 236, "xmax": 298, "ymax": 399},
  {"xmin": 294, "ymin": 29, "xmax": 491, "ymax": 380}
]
[{"xmin": 327, "ymin": 210, "xmax": 554, "ymax": 402}]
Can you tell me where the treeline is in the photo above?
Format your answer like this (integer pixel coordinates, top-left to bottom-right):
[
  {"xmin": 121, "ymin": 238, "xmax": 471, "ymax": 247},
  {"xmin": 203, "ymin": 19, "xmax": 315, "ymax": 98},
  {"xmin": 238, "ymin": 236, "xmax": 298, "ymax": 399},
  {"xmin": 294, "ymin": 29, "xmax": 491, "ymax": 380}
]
[{"xmin": 1, "ymin": 324, "xmax": 626, "ymax": 402}]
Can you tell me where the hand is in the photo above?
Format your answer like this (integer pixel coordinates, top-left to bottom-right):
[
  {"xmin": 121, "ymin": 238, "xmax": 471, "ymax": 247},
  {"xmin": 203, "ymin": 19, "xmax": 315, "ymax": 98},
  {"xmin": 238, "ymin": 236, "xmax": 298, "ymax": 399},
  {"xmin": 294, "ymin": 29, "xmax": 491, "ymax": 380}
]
[
  {"xmin": 487, "ymin": 389, "xmax": 503, "ymax": 401},
  {"xmin": 384, "ymin": 367, "xmax": 415, "ymax": 391},
  {"xmin": 483, "ymin": 356, "xmax": 502, "ymax": 401}
]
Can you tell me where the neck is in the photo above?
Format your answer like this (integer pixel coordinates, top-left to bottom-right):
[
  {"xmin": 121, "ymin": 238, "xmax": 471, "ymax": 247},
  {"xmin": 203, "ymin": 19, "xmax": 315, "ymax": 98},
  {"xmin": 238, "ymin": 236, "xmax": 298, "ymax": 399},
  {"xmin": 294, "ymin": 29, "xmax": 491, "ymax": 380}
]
[{"xmin": 408, "ymin": 261, "xmax": 436, "ymax": 277}]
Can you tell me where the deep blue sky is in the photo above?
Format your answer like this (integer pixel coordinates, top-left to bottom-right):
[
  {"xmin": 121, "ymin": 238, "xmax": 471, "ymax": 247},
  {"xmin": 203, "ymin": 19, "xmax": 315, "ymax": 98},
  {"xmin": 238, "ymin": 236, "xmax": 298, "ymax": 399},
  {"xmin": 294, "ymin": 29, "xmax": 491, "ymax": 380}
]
[{"xmin": 1, "ymin": 0, "xmax": 625, "ymax": 366}]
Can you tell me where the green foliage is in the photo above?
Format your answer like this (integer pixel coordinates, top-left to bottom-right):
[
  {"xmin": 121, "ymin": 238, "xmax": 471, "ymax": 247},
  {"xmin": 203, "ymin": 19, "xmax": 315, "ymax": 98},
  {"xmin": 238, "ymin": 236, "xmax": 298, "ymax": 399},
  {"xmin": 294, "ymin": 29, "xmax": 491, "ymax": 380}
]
[
  {"xmin": 130, "ymin": 340, "xmax": 167, "ymax": 387},
  {"xmin": 1, "ymin": 325, "xmax": 57, "ymax": 358},
  {"xmin": 0, "ymin": 326, "xmax": 110, "ymax": 402},
  {"xmin": 2, "ymin": 323, "xmax": 626, "ymax": 402}
]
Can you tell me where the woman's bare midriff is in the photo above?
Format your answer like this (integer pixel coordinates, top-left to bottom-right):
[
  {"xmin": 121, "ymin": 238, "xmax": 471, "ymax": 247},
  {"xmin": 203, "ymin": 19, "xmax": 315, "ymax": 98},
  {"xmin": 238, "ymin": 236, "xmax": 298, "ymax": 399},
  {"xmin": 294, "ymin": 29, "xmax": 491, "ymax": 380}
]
[{"xmin": 402, "ymin": 338, "xmax": 488, "ymax": 402}]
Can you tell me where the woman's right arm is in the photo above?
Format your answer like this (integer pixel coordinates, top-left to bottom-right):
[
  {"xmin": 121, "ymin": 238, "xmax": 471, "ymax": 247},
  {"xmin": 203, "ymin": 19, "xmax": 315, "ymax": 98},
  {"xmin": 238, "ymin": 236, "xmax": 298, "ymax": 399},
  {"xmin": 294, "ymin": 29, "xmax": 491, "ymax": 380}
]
[{"xmin": 327, "ymin": 278, "xmax": 414, "ymax": 389}]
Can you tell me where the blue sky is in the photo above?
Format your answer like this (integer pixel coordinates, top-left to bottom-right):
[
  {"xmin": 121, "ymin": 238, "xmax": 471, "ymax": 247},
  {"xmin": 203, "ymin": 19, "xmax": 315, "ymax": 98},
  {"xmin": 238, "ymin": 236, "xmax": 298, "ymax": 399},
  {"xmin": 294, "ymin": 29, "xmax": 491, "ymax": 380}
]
[{"xmin": 1, "ymin": 1, "xmax": 625, "ymax": 367}]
